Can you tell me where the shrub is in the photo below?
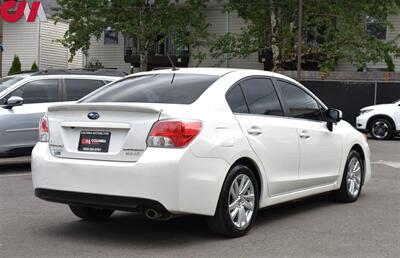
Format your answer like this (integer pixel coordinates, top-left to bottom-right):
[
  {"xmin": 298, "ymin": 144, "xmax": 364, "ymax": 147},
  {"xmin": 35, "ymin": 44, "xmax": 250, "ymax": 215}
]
[
  {"xmin": 31, "ymin": 60, "xmax": 39, "ymax": 71},
  {"xmin": 8, "ymin": 55, "xmax": 22, "ymax": 75},
  {"xmin": 86, "ymin": 59, "xmax": 104, "ymax": 69}
]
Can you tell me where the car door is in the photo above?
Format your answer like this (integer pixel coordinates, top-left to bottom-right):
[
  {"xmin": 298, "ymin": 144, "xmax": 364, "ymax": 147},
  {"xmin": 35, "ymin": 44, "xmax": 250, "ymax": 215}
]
[
  {"xmin": 276, "ymin": 79, "xmax": 343, "ymax": 189},
  {"xmin": 0, "ymin": 79, "xmax": 60, "ymax": 150},
  {"xmin": 226, "ymin": 77, "xmax": 301, "ymax": 196}
]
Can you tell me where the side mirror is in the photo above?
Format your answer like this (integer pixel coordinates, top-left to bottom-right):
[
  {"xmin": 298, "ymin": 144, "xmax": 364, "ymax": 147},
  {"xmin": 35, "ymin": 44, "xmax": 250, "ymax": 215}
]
[
  {"xmin": 326, "ymin": 108, "xmax": 342, "ymax": 131},
  {"xmin": 3, "ymin": 96, "xmax": 24, "ymax": 109}
]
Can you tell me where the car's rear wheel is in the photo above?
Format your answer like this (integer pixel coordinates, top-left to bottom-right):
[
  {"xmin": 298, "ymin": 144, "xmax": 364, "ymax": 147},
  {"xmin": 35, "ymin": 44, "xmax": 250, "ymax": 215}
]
[
  {"xmin": 69, "ymin": 205, "xmax": 114, "ymax": 221},
  {"xmin": 370, "ymin": 118, "xmax": 394, "ymax": 140},
  {"xmin": 335, "ymin": 151, "xmax": 364, "ymax": 203},
  {"xmin": 207, "ymin": 164, "xmax": 259, "ymax": 238}
]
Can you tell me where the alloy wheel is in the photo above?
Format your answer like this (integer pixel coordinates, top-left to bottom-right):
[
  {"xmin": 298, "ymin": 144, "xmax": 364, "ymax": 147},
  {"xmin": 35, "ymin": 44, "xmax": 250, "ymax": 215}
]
[
  {"xmin": 371, "ymin": 121, "xmax": 389, "ymax": 139},
  {"xmin": 228, "ymin": 174, "xmax": 255, "ymax": 229},
  {"xmin": 346, "ymin": 157, "xmax": 362, "ymax": 198}
]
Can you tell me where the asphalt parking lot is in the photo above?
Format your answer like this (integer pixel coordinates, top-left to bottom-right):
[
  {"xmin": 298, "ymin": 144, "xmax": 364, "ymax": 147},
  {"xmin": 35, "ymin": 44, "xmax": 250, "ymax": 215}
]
[{"xmin": 0, "ymin": 139, "xmax": 399, "ymax": 257}]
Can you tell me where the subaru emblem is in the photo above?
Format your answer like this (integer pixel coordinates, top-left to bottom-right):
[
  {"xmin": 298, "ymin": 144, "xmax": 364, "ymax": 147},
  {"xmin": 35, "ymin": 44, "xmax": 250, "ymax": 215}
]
[{"xmin": 88, "ymin": 112, "xmax": 100, "ymax": 120}]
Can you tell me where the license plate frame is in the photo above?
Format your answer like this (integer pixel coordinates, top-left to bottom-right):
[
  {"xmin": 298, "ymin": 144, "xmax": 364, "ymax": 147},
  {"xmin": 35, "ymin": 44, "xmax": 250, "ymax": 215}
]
[{"xmin": 78, "ymin": 131, "xmax": 111, "ymax": 153}]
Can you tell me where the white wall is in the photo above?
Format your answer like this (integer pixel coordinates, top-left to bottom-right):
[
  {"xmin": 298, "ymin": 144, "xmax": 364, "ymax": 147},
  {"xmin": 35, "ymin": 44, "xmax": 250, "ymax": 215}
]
[
  {"xmin": 39, "ymin": 20, "xmax": 69, "ymax": 69},
  {"xmin": 86, "ymin": 33, "xmax": 131, "ymax": 73},
  {"xmin": 68, "ymin": 48, "xmax": 83, "ymax": 69},
  {"xmin": 191, "ymin": 8, "xmax": 263, "ymax": 70},
  {"xmin": 2, "ymin": 19, "xmax": 39, "ymax": 76},
  {"xmin": 40, "ymin": 19, "xmax": 83, "ymax": 70},
  {"xmin": 2, "ymin": 19, "xmax": 83, "ymax": 76}
]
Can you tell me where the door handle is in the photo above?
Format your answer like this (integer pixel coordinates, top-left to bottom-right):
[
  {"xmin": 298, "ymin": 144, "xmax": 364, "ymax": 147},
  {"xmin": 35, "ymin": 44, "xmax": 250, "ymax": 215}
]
[
  {"xmin": 299, "ymin": 130, "xmax": 310, "ymax": 139},
  {"xmin": 247, "ymin": 126, "xmax": 262, "ymax": 136}
]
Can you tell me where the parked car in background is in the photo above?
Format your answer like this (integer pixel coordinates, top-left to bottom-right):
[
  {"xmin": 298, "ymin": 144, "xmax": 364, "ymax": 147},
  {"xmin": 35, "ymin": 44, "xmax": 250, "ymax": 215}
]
[
  {"xmin": 0, "ymin": 69, "xmax": 124, "ymax": 157},
  {"xmin": 356, "ymin": 99, "xmax": 400, "ymax": 140},
  {"xmin": 32, "ymin": 68, "xmax": 371, "ymax": 237}
]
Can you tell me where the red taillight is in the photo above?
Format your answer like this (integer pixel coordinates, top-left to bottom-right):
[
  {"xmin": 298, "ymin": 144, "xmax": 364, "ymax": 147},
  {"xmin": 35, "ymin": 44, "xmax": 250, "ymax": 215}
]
[
  {"xmin": 147, "ymin": 119, "xmax": 202, "ymax": 148},
  {"xmin": 39, "ymin": 116, "xmax": 49, "ymax": 142}
]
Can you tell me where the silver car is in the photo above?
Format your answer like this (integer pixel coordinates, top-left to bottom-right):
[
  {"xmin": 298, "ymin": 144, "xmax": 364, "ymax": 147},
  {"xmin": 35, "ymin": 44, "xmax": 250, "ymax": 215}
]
[{"xmin": 0, "ymin": 69, "xmax": 123, "ymax": 157}]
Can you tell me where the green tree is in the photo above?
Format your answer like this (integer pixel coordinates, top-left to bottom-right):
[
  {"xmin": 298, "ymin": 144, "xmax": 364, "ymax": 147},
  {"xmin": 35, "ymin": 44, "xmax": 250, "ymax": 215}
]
[
  {"xmin": 211, "ymin": 0, "xmax": 400, "ymax": 72},
  {"xmin": 8, "ymin": 55, "xmax": 22, "ymax": 75},
  {"xmin": 31, "ymin": 60, "xmax": 39, "ymax": 71},
  {"xmin": 54, "ymin": 0, "xmax": 210, "ymax": 71}
]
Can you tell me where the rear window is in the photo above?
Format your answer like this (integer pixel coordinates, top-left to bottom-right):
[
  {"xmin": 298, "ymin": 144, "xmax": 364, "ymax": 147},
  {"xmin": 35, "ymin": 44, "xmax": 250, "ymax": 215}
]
[{"xmin": 82, "ymin": 73, "xmax": 219, "ymax": 104}]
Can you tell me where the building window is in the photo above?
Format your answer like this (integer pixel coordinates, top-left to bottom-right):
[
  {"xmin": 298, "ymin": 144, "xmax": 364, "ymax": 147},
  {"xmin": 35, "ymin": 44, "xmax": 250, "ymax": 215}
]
[
  {"xmin": 104, "ymin": 29, "xmax": 119, "ymax": 45},
  {"xmin": 366, "ymin": 16, "xmax": 387, "ymax": 40}
]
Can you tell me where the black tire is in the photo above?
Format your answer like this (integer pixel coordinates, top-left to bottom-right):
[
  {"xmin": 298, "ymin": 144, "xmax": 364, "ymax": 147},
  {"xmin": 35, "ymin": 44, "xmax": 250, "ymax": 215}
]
[
  {"xmin": 69, "ymin": 205, "xmax": 114, "ymax": 221},
  {"xmin": 207, "ymin": 164, "xmax": 259, "ymax": 238},
  {"xmin": 369, "ymin": 118, "xmax": 394, "ymax": 140},
  {"xmin": 335, "ymin": 151, "xmax": 364, "ymax": 203}
]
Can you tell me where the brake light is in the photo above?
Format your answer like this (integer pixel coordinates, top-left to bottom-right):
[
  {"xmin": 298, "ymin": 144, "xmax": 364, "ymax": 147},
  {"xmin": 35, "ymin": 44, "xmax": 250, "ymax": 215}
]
[
  {"xmin": 147, "ymin": 119, "xmax": 202, "ymax": 148},
  {"xmin": 39, "ymin": 116, "xmax": 49, "ymax": 142}
]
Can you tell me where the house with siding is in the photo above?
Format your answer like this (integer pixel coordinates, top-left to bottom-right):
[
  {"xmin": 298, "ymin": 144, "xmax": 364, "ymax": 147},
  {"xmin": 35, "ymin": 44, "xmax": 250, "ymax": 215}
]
[
  {"xmin": 85, "ymin": 4, "xmax": 264, "ymax": 74},
  {"xmin": 0, "ymin": 0, "xmax": 83, "ymax": 77},
  {"xmin": 86, "ymin": 3, "xmax": 400, "ymax": 74},
  {"xmin": 2, "ymin": 1, "xmax": 399, "ymax": 76}
]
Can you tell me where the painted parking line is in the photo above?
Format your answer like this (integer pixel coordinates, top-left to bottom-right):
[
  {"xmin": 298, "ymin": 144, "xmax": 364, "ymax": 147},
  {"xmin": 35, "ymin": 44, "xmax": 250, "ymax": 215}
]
[{"xmin": 371, "ymin": 160, "xmax": 400, "ymax": 169}]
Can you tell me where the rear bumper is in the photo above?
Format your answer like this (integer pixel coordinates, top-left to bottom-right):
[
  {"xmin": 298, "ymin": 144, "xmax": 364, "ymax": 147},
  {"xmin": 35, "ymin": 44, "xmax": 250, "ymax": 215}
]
[
  {"xmin": 31, "ymin": 142, "xmax": 230, "ymax": 216},
  {"xmin": 35, "ymin": 188, "xmax": 168, "ymax": 213}
]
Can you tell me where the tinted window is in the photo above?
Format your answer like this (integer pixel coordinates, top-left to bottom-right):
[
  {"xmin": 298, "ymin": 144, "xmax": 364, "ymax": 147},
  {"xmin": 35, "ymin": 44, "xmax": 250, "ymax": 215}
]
[
  {"xmin": 0, "ymin": 76, "xmax": 24, "ymax": 94},
  {"xmin": 278, "ymin": 80, "xmax": 323, "ymax": 121},
  {"xmin": 8, "ymin": 79, "xmax": 58, "ymax": 104},
  {"xmin": 65, "ymin": 79, "xmax": 104, "ymax": 101},
  {"xmin": 226, "ymin": 85, "xmax": 249, "ymax": 113},
  {"xmin": 83, "ymin": 74, "xmax": 219, "ymax": 104},
  {"xmin": 240, "ymin": 78, "xmax": 283, "ymax": 116}
]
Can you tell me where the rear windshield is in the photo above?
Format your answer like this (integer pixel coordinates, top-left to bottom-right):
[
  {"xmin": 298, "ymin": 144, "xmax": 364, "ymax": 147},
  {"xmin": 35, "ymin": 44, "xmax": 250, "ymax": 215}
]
[{"xmin": 82, "ymin": 73, "xmax": 219, "ymax": 104}]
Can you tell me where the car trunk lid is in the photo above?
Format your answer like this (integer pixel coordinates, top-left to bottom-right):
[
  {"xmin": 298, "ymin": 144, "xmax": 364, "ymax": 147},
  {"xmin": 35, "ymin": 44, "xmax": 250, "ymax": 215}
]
[{"xmin": 47, "ymin": 103, "xmax": 162, "ymax": 162}]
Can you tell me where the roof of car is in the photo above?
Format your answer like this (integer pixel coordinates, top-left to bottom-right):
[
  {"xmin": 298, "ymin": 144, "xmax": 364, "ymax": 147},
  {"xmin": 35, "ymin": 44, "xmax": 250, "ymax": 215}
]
[
  {"xmin": 132, "ymin": 67, "xmax": 237, "ymax": 77},
  {"xmin": 3, "ymin": 73, "xmax": 33, "ymax": 79},
  {"xmin": 11, "ymin": 69, "xmax": 127, "ymax": 78},
  {"xmin": 130, "ymin": 67, "xmax": 300, "ymax": 84}
]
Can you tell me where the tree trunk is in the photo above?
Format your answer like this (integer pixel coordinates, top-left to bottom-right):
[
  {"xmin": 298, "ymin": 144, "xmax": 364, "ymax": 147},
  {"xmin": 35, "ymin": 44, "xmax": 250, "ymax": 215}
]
[
  {"xmin": 140, "ymin": 53, "xmax": 148, "ymax": 72},
  {"xmin": 270, "ymin": 0, "xmax": 280, "ymax": 71},
  {"xmin": 138, "ymin": 8, "xmax": 148, "ymax": 72}
]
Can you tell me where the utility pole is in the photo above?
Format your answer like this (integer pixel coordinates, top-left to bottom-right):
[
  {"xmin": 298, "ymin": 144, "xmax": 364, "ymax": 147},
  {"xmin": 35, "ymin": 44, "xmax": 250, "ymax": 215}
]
[{"xmin": 297, "ymin": 0, "xmax": 303, "ymax": 81}]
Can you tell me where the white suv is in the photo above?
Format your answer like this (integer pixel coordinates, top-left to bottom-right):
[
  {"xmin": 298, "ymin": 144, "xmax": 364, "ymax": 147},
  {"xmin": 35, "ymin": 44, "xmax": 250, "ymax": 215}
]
[{"xmin": 356, "ymin": 99, "xmax": 400, "ymax": 140}]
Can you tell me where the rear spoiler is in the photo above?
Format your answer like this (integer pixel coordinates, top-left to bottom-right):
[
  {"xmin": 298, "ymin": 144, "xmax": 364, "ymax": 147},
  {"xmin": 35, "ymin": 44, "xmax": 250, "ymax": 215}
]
[{"xmin": 48, "ymin": 103, "xmax": 162, "ymax": 114}]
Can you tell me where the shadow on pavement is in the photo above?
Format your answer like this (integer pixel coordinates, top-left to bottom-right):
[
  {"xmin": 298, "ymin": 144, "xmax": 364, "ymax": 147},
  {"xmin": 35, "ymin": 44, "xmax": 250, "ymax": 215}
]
[
  {"xmin": 367, "ymin": 136, "xmax": 400, "ymax": 142},
  {"xmin": 0, "ymin": 163, "xmax": 31, "ymax": 174},
  {"xmin": 38, "ymin": 194, "xmax": 336, "ymax": 246}
]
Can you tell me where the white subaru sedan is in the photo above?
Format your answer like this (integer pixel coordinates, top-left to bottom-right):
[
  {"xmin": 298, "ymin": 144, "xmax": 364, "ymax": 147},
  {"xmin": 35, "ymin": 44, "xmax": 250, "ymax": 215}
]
[{"xmin": 32, "ymin": 68, "xmax": 371, "ymax": 237}]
